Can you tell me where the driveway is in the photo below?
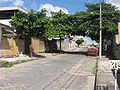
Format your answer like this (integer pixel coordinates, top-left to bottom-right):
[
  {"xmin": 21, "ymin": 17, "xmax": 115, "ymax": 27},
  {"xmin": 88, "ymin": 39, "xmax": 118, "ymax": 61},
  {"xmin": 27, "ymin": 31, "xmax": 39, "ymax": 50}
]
[{"xmin": 0, "ymin": 52, "xmax": 96, "ymax": 90}]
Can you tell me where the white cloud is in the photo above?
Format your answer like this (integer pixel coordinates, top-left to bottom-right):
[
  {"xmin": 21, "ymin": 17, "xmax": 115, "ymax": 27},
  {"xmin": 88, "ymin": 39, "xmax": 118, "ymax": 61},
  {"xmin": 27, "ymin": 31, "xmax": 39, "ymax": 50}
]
[
  {"xmin": 39, "ymin": 3, "xmax": 69, "ymax": 16},
  {"xmin": 13, "ymin": 0, "xmax": 24, "ymax": 6},
  {"xmin": 106, "ymin": 0, "xmax": 120, "ymax": 10}
]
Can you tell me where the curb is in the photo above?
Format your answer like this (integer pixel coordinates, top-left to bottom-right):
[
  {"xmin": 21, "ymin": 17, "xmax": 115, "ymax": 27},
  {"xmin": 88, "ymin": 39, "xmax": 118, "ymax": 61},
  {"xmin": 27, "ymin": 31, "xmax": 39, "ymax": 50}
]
[
  {"xmin": 94, "ymin": 58, "xmax": 98, "ymax": 90},
  {"xmin": 0, "ymin": 57, "xmax": 39, "ymax": 68}
]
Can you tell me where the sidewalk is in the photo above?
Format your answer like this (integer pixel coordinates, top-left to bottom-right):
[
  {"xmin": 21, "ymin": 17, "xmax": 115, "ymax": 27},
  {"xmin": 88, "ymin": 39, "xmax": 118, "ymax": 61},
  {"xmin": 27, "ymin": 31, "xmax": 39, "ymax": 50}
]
[
  {"xmin": 0, "ymin": 54, "xmax": 40, "ymax": 68},
  {"xmin": 0, "ymin": 56, "xmax": 32, "ymax": 63},
  {"xmin": 0, "ymin": 53, "xmax": 61, "ymax": 65},
  {"xmin": 96, "ymin": 57, "xmax": 115, "ymax": 90}
]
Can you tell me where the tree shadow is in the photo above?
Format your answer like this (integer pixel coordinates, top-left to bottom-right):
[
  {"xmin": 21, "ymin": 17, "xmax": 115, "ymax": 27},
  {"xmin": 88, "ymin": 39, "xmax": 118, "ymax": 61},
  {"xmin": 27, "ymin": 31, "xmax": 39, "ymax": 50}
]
[
  {"xmin": 106, "ymin": 53, "xmax": 116, "ymax": 60},
  {"xmin": 62, "ymin": 50, "xmax": 88, "ymax": 56},
  {"xmin": 33, "ymin": 53, "xmax": 46, "ymax": 58},
  {"xmin": 44, "ymin": 39, "xmax": 58, "ymax": 53}
]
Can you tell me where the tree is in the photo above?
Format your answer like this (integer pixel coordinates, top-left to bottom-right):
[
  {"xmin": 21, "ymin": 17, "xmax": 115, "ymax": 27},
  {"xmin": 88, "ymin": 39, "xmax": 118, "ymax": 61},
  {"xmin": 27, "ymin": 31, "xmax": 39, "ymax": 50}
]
[
  {"xmin": 35, "ymin": 9, "xmax": 48, "ymax": 38},
  {"xmin": 10, "ymin": 10, "xmax": 48, "ymax": 56},
  {"xmin": 75, "ymin": 39, "xmax": 84, "ymax": 47},
  {"xmin": 11, "ymin": 9, "xmax": 48, "ymax": 37},
  {"xmin": 44, "ymin": 10, "xmax": 72, "ymax": 51},
  {"xmin": 10, "ymin": 11, "xmax": 27, "ymax": 35},
  {"xmin": 71, "ymin": 2, "xmax": 120, "ymax": 41},
  {"xmin": 44, "ymin": 10, "xmax": 70, "ymax": 38}
]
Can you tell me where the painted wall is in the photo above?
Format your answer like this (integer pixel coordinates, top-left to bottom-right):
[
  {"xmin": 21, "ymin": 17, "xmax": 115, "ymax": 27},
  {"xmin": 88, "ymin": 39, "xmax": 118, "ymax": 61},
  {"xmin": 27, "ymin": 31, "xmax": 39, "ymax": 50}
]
[
  {"xmin": 32, "ymin": 38, "xmax": 45, "ymax": 53},
  {"xmin": 0, "ymin": 37, "xmax": 13, "ymax": 57}
]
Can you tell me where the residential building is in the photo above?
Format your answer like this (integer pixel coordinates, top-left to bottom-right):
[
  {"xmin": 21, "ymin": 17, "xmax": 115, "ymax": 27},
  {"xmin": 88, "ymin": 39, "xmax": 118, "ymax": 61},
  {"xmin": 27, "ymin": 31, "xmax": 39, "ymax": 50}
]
[{"xmin": 0, "ymin": 6, "xmax": 27, "ymax": 57}]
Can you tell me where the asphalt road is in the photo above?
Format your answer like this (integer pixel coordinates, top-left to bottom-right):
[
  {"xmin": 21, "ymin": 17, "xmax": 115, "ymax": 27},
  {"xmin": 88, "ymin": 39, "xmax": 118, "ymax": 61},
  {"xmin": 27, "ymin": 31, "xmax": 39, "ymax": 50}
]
[{"xmin": 0, "ymin": 53, "xmax": 96, "ymax": 90}]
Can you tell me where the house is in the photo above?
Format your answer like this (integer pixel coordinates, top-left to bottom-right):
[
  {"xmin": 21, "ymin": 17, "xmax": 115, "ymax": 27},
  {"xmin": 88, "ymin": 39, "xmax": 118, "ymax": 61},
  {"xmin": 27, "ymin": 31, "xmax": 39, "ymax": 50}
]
[
  {"xmin": 0, "ymin": 6, "xmax": 27, "ymax": 57},
  {"xmin": 0, "ymin": 6, "xmax": 27, "ymax": 19},
  {"xmin": 0, "ymin": 6, "xmax": 47, "ymax": 57},
  {"xmin": 112, "ymin": 22, "xmax": 120, "ymax": 59},
  {"xmin": 0, "ymin": 6, "xmax": 69, "ymax": 57}
]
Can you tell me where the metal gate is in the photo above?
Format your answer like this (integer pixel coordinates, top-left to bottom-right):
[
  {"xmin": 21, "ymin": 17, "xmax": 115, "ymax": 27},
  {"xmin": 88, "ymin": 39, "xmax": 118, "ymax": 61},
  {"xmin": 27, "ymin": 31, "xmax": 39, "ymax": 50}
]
[{"xmin": 96, "ymin": 85, "xmax": 109, "ymax": 90}]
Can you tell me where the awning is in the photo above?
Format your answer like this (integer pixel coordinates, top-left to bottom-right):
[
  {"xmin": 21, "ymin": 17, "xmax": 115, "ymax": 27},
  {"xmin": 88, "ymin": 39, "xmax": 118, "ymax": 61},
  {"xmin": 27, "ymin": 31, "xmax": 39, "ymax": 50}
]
[{"xmin": 0, "ymin": 19, "xmax": 11, "ymax": 27}]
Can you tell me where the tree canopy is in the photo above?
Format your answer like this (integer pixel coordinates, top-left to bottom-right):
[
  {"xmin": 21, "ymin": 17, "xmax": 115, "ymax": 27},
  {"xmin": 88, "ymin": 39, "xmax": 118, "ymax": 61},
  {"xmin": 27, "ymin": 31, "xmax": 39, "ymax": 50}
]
[
  {"xmin": 10, "ymin": 9, "xmax": 47, "ymax": 38},
  {"xmin": 74, "ymin": 2, "xmax": 120, "ymax": 41},
  {"xmin": 44, "ymin": 10, "xmax": 73, "ymax": 38},
  {"xmin": 10, "ymin": 2, "xmax": 120, "ymax": 41}
]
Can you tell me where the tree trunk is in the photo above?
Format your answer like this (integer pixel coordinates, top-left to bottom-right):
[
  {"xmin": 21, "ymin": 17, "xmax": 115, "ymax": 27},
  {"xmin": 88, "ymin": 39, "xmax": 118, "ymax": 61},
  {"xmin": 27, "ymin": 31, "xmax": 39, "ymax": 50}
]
[
  {"xmin": 60, "ymin": 36, "xmax": 62, "ymax": 52},
  {"xmin": 29, "ymin": 42, "xmax": 33, "ymax": 57},
  {"xmin": 24, "ymin": 33, "xmax": 32, "ymax": 57}
]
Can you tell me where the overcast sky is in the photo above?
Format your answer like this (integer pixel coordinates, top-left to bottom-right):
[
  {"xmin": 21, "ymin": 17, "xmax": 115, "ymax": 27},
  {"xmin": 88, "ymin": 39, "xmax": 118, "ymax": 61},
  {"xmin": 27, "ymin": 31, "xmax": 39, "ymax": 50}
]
[{"xmin": 0, "ymin": 0, "xmax": 120, "ymax": 14}]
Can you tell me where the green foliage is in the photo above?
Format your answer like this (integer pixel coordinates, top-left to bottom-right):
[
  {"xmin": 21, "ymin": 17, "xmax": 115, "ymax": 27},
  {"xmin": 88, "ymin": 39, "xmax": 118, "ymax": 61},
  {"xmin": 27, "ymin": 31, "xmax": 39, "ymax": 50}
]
[
  {"xmin": 10, "ymin": 9, "xmax": 48, "ymax": 38},
  {"xmin": 10, "ymin": 2, "xmax": 120, "ymax": 41},
  {"xmin": 74, "ymin": 2, "xmax": 120, "ymax": 41},
  {"xmin": 10, "ymin": 9, "xmax": 72, "ymax": 39},
  {"xmin": 1, "ymin": 60, "xmax": 32, "ymax": 68},
  {"xmin": 91, "ymin": 58, "xmax": 98, "ymax": 75},
  {"xmin": 10, "ymin": 11, "xmax": 27, "ymax": 34},
  {"xmin": 2, "ymin": 63, "xmax": 13, "ymax": 68},
  {"xmin": 44, "ymin": 10, "xmax": 73, "ymax": 38},
  {"xmin": 75, "ymin": 39, "xmax": 84, "ymax": 47}
]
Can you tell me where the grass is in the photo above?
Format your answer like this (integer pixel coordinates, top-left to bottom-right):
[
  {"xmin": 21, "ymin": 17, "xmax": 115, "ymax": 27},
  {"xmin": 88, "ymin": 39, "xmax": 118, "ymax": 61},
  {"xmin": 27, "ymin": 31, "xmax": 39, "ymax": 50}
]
[
  {"xmin": 2, "ymin": 62, "xmax": 13, "ymax": 68},
  {"xmin": 92, "ymin": 58, "xmax": 98, "ymax": 75},
  {"xmin": 1, "ymin": 59, "xmax": 33, "ymax": 68}
]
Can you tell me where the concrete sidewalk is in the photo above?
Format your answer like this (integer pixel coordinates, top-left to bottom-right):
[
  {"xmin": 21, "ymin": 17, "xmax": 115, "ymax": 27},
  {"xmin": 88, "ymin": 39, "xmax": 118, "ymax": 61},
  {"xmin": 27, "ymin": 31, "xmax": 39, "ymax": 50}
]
[
  {"xmin": 0, "ymin": 55, "xmax": 39, "ymax": 63},
  {"xmin": 96, "ymin": 57, "xmax": 115, "ymax": 90},
  {"xmin": 0, "ymin": 51, "xmax": 63, "ymax": 62},
  {"xmin": 0, "ymin": 53, "xmax": 62, "ymax": 65}
]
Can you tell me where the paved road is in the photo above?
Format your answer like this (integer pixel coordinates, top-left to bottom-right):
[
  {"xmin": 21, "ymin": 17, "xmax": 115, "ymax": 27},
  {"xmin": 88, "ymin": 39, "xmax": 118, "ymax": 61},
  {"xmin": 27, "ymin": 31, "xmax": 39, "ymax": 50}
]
[{"xmin": 0, "ymin": 53, "xmax": 96, "ymax": 90}]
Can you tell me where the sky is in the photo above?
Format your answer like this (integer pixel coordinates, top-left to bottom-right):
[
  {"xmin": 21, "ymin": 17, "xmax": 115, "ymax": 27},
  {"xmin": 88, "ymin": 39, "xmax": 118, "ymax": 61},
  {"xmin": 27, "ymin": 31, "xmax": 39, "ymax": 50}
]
[{"xmin": 0, "ymin": 0, "xmax": 120, "ymax": 14}]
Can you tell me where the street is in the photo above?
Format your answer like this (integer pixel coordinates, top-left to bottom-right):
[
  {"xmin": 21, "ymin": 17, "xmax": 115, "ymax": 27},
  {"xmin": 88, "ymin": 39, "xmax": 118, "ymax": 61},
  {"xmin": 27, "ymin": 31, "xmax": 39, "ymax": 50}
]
[{"xmin": 0, "ymin": 52, "xmax": 96, "ymax": 90}]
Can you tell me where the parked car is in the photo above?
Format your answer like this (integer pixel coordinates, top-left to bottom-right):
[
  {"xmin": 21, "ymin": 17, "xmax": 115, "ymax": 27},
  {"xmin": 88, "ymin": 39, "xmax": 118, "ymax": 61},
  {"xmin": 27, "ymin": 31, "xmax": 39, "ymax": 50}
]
[{"xmin": 88, "ymin": 45, "xmax": 98, "ymax": 56}]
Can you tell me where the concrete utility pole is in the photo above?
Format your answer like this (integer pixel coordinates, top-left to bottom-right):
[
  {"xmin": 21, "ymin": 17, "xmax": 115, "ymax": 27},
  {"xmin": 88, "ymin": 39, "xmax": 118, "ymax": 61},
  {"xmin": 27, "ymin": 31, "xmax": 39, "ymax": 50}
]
[
  {"xmin": 99, "ymin": 0, "xmax": 102, "ymax": 59},
  {"xmin": 115, "ymin": 69, "xmax": 118, "ymax": 90}
]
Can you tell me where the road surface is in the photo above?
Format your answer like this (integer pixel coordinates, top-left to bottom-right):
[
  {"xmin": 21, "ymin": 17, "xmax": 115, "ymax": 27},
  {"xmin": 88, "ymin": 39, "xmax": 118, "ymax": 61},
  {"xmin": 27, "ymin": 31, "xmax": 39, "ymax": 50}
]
[{"xmin": 0, "ymin": 53, "xmax": 96, "ymax": 90}]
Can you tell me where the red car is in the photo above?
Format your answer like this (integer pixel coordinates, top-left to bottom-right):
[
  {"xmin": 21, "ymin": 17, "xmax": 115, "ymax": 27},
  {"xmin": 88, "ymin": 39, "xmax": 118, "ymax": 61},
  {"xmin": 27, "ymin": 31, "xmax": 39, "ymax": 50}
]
[{"xmin": 88, "ymin": 46, "xmax": 98, "ymax": 56}]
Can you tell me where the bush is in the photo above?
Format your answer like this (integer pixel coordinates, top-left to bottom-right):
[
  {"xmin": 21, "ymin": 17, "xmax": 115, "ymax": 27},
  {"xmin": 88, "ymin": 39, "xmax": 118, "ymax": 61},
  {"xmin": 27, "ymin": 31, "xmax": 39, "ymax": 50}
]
[{"xmin": 75, "ymin": 39, "xmax": 84, "ymax": 47}]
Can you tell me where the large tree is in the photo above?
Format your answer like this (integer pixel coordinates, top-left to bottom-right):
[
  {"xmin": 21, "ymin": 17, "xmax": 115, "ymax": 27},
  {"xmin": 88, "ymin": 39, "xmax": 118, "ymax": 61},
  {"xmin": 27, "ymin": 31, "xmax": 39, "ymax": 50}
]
[
  {"xmin": 44, "ymin": 10, "xmax": 72, "ymax": 38},
  {"xmin": 72, "ymin": 2, "xmax": 120, "ymax": 41},
  {"xmin": 10, "ymin": 10, "xmax": 47, "ymax": 56},
  {"xmin": 10, "ymin": 9, "xmax": 47, "ymax": 38},
  {"xmin": 44, "ymin": 10, "xmax": 73, "ymax": 51},
  {"xmin": 10, "ymin": 2, "xmax": 120, "ymax": 54}
]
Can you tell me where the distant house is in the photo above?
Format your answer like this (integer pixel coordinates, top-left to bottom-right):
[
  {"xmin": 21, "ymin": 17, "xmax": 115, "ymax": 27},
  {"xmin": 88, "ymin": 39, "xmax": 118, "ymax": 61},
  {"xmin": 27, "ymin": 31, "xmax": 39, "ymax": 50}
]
[{"xmin": 0, "ymin": 6, "xmax": 27, "ymax": 57}]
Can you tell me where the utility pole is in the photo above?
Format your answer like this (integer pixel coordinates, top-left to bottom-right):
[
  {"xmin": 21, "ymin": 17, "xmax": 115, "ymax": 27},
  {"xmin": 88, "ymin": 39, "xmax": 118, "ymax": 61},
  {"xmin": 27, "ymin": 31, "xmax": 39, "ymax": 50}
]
[
  {"xmin": 99, "ymin": 0, "xmax": 102, "ymax": 59},
  {"xmin": 115, "ymin": 69, "xmax": 118, "ymax": 90}
]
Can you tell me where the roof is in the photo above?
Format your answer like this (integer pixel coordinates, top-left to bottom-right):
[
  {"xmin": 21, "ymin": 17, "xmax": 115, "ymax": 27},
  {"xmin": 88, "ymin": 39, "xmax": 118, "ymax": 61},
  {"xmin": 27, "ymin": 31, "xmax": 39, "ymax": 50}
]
[
  {"xmin": 0, "ymin": 6, "xmax": 28, "ymax": 13},
  {"xmin": 0, "ymin": 22, "xmax": 15, "ymax": 35},
  {"xmin": 0, "ymin": 19, "xmax": 11, "ymax": 27}
]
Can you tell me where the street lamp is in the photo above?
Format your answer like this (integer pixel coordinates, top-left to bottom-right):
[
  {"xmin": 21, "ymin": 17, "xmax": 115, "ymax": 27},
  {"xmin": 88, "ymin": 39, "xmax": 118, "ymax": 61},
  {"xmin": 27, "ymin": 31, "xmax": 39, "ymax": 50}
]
[{"xmin": 99, "ymin": 0, "xmax": 102, "ymax": 59}]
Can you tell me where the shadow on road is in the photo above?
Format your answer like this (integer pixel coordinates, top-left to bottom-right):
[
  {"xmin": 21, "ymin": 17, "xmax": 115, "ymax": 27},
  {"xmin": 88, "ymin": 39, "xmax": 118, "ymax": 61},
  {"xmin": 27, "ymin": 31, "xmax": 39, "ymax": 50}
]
[
  {"xmin": 33, "ymin": 53, "xmax": 46, "ymax": 58},
  {"xmin": 62, "ymin": 51, "xmax": 88, "ymax": 56}
]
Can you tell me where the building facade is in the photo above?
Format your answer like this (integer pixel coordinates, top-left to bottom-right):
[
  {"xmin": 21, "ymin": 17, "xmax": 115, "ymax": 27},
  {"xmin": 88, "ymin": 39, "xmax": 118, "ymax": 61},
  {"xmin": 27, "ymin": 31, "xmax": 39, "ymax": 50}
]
[{"xmin": 0, "ymin": 6, "xmax": 27, "ymax": 57}]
